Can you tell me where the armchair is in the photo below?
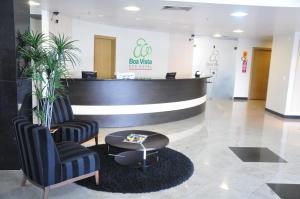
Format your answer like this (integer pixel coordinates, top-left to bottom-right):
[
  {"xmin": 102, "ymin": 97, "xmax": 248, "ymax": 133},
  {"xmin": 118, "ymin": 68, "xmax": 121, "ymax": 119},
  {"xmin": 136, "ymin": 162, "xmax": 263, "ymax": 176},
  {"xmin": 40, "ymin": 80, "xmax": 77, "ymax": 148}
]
[
  {"xmin": 13, "ymin": 117, "xmax": 100, "ymax": 199},
  {"xmin": 51, "ymin": 96, "xmax": 99, "ymax": 145}
]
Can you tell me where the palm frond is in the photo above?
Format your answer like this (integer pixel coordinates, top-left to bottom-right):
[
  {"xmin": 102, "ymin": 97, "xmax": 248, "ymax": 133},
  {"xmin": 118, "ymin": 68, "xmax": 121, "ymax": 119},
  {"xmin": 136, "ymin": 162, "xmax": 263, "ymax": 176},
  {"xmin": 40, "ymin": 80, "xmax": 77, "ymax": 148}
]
[{"xmin": 17, "ymin": 31, "xmax": 80, "ymax": 129}]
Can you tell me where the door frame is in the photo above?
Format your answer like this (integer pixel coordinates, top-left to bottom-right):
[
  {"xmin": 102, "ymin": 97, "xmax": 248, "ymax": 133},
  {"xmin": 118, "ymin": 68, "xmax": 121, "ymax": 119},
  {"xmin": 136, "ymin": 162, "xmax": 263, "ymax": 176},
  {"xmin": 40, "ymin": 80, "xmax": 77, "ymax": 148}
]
[
  {"xmin": 94, "ymin": 35, "xmax": 116, "ymax": 79},
  {"xmin": 248, "ymin": 47, "xmax": 272, "ymax": 100}
]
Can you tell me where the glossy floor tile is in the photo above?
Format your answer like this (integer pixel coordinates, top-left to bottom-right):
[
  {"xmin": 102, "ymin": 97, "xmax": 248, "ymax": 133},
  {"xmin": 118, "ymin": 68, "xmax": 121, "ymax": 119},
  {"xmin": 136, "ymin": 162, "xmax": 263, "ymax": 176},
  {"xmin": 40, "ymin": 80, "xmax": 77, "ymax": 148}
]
[
  {"xmin": 267, "ymin": 183, "xmax": 300, "ymax": 199},
  {"xmin": 229, "ymin": 147, "xmax": 287, "ymax": 163},
  {"xmin": 1, "ymin": 100, "xmax": 300, "ymax": 199}
]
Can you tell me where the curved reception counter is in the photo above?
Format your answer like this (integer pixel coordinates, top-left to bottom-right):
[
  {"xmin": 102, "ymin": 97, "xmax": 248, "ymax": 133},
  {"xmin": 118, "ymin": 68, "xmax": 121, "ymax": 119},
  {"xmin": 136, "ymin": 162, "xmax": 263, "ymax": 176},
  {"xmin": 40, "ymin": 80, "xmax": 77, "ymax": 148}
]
[{"xmin": 65, "ymin": 78, "xmax": 208, "ymax": 127}]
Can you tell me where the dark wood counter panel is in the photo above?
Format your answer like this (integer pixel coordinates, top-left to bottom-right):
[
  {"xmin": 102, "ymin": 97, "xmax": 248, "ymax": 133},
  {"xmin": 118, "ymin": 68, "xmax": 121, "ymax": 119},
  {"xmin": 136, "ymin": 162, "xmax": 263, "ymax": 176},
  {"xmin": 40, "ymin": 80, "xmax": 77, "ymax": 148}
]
[{"xmin": 64, "ymin": 78, "xmax": 208, "ymax": 127}]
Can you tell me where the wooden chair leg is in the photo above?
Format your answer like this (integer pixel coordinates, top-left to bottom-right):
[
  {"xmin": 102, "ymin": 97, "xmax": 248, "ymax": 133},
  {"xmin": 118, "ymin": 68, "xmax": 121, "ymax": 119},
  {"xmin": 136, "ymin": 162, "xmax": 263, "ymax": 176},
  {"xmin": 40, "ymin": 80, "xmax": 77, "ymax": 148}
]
[
  {"xmin": 95, "ymin": 136, "xmax": 98, "ymax": 145},
  {"xmin": 43, "ymin": 187, "xmax": 50, "ymax": 199},
  {"xmin": 95, "ymin": 171, "xmax": 100, "ymax": 185},
  {"xmin": 21, "ymin": 174, "xmax": 27, "ymax": 186}
]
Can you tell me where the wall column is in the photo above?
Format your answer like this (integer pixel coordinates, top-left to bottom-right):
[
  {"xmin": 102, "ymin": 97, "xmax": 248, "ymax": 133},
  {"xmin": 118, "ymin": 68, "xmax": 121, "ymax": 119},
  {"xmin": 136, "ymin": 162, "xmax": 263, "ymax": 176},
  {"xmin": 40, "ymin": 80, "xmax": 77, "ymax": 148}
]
[
  {"xmin": 0, "ymin": 0, "xmax": 30, "ymax": 169},
  {"xmin": 266, "ymin": 32, "xmax": 300, "ymax": 117}
]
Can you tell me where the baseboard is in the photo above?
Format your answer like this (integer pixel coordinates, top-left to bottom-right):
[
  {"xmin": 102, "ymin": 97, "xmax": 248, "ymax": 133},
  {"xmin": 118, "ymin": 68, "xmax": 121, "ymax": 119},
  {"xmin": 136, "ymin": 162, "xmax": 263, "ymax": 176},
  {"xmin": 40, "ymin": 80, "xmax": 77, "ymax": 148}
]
[
  {"xmin": 233, "ymin": 97, "xmax": 248, "ymax": 100},
  {"xmin": 265, "ymin": 108, "xmax": 300, "ymax": 119}
]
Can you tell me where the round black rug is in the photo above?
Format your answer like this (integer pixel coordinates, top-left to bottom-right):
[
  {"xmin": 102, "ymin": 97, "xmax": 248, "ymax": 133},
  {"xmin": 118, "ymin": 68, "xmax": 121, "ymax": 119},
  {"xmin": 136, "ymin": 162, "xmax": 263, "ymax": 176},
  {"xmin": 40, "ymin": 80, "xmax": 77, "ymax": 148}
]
[{"xmin": 76, "ymin": 144, "xmax": 194, "ymax": 193}]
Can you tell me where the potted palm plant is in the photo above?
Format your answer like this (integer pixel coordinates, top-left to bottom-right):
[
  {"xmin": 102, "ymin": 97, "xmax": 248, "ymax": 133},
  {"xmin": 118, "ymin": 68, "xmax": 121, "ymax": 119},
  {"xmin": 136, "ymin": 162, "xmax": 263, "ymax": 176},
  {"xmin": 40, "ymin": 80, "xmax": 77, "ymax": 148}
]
[{"xmin": 18, "ymin": 31, "xmax": 79, "ymax": 129}]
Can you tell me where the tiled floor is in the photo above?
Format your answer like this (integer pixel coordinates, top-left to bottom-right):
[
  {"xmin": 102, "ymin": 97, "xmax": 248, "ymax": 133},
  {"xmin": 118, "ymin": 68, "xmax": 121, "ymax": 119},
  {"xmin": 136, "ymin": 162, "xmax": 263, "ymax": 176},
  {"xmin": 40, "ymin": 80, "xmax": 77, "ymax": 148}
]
[
  {"xmin": 267, "ymin": 184, "xmax": 300, "ymax": 199},
  {"xmin": 229, "ymin": 147, "xmax": 287, "ymax": 163},
  {"xmin": 1, "ymin": 100, "xmax": 300, "ymax": 199}
]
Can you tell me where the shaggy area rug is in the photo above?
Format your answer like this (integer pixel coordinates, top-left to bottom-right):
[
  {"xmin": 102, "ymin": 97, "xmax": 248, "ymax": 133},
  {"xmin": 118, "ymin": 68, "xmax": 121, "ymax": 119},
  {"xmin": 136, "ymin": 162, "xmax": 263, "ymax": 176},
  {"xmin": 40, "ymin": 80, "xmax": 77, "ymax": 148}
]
[{"xmin": 76, "ymin": 144, "xmax": 194, "ymax": 193}]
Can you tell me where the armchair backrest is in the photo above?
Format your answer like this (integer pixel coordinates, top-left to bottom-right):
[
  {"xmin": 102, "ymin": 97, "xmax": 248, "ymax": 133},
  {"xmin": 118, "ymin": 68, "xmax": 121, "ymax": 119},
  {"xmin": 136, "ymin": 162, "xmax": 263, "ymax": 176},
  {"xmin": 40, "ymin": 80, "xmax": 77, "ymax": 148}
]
[
  {"xmin": 13, "ymin": 118, "xmax": 61, "ymax": 187},
  {"xmin": 52, "ymin": 96, "xmax": 74, "ymax": 124}
]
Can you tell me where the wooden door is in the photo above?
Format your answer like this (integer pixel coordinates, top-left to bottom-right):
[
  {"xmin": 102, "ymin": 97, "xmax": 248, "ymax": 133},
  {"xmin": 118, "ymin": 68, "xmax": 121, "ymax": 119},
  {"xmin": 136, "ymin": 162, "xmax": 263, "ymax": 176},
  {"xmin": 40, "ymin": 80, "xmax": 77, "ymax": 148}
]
[
  {"xmin": 94, "ymin": 35, "xmax": 116, "ymax": 79},
  {"xmin": 249, "ymin": 48, "xmax": 272, "ymax": 100}
]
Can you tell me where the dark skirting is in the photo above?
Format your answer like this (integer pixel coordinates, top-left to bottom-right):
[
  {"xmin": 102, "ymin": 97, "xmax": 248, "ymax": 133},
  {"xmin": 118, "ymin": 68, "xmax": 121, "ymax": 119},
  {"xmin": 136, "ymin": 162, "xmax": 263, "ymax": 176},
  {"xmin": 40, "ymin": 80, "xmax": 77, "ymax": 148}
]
[{"xmin": 76, "ymin": 144, "xmax": 194, "ymax": 193}]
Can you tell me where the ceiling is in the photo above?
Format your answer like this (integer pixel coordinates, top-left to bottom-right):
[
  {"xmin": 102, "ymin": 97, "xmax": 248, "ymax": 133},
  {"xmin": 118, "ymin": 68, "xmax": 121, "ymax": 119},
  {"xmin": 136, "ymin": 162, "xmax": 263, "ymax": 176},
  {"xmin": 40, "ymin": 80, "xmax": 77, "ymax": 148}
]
[
  {"xmin": 162, "ymin": 0, "xmax": 300, "ymax": 8},
  {"xmin": 30, "ymin": 0, "xmax": 300, "ymax": 40}
]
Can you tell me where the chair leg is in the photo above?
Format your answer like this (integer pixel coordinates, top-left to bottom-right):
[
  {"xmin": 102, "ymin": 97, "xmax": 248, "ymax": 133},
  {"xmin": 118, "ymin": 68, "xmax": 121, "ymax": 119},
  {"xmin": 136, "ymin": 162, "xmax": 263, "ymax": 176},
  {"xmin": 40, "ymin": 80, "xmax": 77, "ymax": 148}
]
[
  {"xmin": 21, "ymin": 174, "xmax": 27, "ymax": 186},
  {"xmin": 95, "ymin": 171, "xmax": 100, "ymax": 185},
  {"xmin": 95, "ymin": 136, "xmax": 98, "ymax": 145},
  {"xmin": 43, "ymin": 187, "xmax": 50, "ymax": 199}
]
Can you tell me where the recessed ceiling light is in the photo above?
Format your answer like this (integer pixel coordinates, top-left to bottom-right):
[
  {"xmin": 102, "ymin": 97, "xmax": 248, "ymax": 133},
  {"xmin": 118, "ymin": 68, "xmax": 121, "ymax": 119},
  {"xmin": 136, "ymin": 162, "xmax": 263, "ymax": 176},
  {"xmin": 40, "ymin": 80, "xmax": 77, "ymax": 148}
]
[
  {"xmin": 28, "ymin": 0, "xmax": 40, "ymax": 6},
  {"xmin": 231, "ymin": 12, "xmax": 248, "ymax": 17},
  {"xmin": 124, "ymin": 6, "xmax": 141, "ymax": 12},
  {"xmin": 213, "ymin": 33, "xmax": 222, "ymax": 38},
  {"xmin": 98, "ymin": 14, "xmax": 104, "ymax": 17},
  {"xmin": 233, "ymin": 29, "xmax": 244, "ymax": 33},
  {"xmin": 220, "ymin": 182, "xmax": 229, "ymax": 190}
]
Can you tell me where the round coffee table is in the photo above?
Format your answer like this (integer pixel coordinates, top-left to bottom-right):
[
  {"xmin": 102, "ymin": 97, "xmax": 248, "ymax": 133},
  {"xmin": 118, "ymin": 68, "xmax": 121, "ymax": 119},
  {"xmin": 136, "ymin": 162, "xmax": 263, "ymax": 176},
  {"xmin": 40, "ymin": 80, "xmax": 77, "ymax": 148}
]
[{"xmin": 105, "ymin": 130, "xmax": 169, "ymax": 172}]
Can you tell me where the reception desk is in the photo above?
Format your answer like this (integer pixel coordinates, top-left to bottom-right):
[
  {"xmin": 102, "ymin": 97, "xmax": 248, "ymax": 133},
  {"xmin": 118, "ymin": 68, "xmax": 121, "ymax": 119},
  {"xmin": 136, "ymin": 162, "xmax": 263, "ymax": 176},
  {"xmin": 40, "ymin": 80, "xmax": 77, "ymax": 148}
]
[{"xmin": 64, "ymin": 78, "xmax": 208, "ymax": 127}]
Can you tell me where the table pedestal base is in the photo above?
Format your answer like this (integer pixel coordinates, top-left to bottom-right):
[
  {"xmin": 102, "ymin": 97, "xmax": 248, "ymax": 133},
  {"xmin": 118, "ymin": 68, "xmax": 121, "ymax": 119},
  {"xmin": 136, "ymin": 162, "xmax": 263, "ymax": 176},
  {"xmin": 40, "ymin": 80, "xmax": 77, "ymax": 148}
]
[{"xmin": 114, "ymin": 151, "xmax": 159, "ymax": 172}]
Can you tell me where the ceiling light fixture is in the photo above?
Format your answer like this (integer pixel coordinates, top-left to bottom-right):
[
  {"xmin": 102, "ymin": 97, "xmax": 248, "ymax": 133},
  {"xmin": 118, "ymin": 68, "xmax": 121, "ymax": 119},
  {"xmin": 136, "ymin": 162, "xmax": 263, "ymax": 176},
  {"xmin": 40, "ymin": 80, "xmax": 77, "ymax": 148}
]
[
  {"xmin": 28, "ymin": 0, "xmax": 40, "ymax": 6},
  {"xmin": 213, "ymin": 33, "xmax": 222, "ymax": 38},
  {"xmin": 220, "ymin": 182, "xmax": 229, "ymax": 190},
  {"xmin": 231, "ymin": 12, "xmax": 248, "ymax": 17},
  {"xmin": 98, "ymin": 14, "xmax": 104, "ymax": 17},
  {"xmin": 124, "ymin": 6, "xmax": 141, "ymax": 12},
  {"xmin": 233, "ymin": 29, "xmax": 244, "ymax": 33}
]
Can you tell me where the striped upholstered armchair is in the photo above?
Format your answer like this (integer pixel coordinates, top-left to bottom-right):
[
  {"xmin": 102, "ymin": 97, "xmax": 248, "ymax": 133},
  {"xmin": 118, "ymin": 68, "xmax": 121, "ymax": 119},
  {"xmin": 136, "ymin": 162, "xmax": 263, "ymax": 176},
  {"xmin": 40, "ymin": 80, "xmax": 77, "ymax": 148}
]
[
  {"xmin": 13, "ymin": 117, "xmax": 100, "ymax": 199},
  {"xmin": 51, "ymin": 96, "xmax": 99, "ymax": 145}
]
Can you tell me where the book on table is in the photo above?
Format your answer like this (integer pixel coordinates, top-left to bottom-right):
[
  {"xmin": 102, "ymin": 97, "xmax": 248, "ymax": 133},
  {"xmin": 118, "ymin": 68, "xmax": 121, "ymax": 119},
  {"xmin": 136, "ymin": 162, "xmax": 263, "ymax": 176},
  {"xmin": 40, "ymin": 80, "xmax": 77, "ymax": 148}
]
[{"xmin": 123, "ymin": 134, "xmax": 148, "ymax": 144}]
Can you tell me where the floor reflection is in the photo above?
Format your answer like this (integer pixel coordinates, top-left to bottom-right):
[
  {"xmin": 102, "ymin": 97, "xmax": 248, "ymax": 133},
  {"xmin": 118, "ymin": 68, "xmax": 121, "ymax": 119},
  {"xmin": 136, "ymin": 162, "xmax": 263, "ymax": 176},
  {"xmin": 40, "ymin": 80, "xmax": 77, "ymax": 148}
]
[{"xmin": 1, "ymin": 100, "xmax": 300, "ymax": 199}]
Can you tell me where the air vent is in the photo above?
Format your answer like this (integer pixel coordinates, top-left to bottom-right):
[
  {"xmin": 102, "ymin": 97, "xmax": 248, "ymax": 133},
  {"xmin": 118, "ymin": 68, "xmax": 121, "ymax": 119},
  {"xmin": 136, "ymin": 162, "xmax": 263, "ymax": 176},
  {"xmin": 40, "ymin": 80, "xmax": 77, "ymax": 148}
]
[
  {"xmin": 162, "ymin": 6, "xmax": 192, "ymax": 11},
  {"xmin": 222, "ymin": 36, "xmax": 238, "ymax": 41}
]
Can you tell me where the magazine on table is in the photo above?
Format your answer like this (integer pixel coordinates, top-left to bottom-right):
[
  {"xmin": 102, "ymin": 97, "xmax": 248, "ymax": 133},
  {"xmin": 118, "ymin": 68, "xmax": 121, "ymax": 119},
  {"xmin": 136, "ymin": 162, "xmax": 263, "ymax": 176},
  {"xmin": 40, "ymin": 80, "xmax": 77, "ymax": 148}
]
[{"xmin": 123, "ymin": 134, "xmax": 148, "ymax": 144}]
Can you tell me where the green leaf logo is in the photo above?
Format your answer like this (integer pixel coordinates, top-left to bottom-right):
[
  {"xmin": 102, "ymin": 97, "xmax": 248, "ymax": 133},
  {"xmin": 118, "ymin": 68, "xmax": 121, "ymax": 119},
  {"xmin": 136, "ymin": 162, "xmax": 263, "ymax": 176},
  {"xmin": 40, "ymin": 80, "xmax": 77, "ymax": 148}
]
[{"xmin": 133, "ymin": 38, "xmax": 152, "ymax": 58}]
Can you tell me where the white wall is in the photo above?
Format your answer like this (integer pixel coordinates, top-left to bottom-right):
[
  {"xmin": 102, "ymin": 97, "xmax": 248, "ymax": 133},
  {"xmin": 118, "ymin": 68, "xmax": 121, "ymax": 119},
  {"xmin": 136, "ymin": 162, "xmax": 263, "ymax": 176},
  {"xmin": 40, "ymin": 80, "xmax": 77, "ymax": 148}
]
[
  {"xmin": 41, "ymin": 14, "xmax": 300, "ymax": 115},
  {"xmin": 168, "ymin": 33, "xmax": 194, "ymax": 78},
  {"xmin": 266, "ymin": 34, "xmax": 296, "ymax": 114},
  {"xmin": 233, "ymin": 39, "xmax": 272, "ymax": 98},
  {"xmin": 192, "ymin": 37, "xmax": 273, "ymax": 100},
  {"xmin": 290, "ymin": 41, "xmax": 300, "ymax": 114},
  {"xmin": 30, "ymin": 17, "xmax": 41, "ymax": 32},
  {"xmin": 193, "ymin": 37, "xmax": 237, "ymax": 99},
  {"xmin": 41, "ymin": 10, "xmax": 49, "ymax": 37},
  {"xmin": 41, "ymin": 10, "xmax": 72, "ymax": 37},
  {"xmin": 284, "ymin": 32, "xmax": 300, "ymax": 115},
  {"xmin": 50, "ymin": 15, "xmax": 72, "ymax": 37},
  {"xmin": 43, "ymin": 15, "xmax": 194, "ymax": 79},
  {"xmin": 71, "ymin": 19, "xmax": 170, "ymax": 79}
]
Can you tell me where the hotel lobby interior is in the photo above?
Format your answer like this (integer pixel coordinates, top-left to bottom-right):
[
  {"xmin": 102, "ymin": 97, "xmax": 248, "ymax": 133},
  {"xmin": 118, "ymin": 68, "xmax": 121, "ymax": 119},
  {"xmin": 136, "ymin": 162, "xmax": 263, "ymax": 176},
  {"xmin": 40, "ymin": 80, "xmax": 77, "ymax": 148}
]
[{"xmin": 1, "ymin": 0, "xmax": 300, "ymax": 199}]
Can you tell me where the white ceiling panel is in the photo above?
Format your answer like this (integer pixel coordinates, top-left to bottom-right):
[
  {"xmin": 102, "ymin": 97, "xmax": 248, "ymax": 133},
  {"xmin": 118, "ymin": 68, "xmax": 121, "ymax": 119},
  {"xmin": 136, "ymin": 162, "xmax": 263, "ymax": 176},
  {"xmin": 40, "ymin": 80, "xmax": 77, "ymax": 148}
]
[{"xmin": 30, "ymin": 0, "xmax": 300, "ymax": 40}]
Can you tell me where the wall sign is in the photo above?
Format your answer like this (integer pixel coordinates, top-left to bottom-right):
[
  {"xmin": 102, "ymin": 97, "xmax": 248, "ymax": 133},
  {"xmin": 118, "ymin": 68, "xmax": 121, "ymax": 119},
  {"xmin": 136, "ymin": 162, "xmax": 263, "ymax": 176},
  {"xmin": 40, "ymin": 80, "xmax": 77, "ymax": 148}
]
[
  {"xmin": 206, "ymin": 45, "xmax": 220, "ymax": 80},
  {"xmin": 205, "ymin": 45, "xmax": 220, "ymax": 96},
  {"xmin": 129, "ymin": 38, "xmax": 153, "ymax": 70},
  {"xmin": 241, "ymin": 51, "xmax": 248, "ymax": 73},
  {"xmin": 206, "ymin": 45, "xmax": 219, "ymax": 68}
]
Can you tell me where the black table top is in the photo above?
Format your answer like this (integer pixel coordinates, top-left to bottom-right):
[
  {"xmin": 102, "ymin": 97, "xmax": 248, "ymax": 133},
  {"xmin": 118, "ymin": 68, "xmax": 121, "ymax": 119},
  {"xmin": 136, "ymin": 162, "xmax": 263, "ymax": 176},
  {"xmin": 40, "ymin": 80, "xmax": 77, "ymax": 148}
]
[{"xmin": 105, "ymin": 130, "xmax": 169, "ymax": 151}]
